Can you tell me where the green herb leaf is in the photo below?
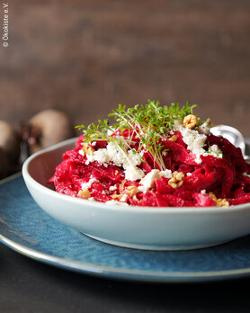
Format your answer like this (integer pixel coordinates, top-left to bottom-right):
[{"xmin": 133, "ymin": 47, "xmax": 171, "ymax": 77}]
[{"xmin": 75, "ymin": 100, "xmax": 197, "ymax": 169}]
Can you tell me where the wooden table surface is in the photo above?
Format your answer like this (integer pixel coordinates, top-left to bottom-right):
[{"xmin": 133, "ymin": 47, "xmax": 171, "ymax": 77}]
[{"xmin": 1, "ymin": 0, "xmax": 250, "ymax": 134}]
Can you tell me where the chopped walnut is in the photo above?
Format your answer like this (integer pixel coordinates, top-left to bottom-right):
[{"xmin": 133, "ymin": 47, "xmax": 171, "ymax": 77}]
[
  {"xmin": 217, "ymin": 199, "xmax": 229, "ymax": 207},
  {"xmin": 168, "ymin": 135, "xmax": 177, "ymax": 142},
  {"xmin": 209, "ymin": 192, "xmax": 229, "ymax": 207},
  {"xmin": 120, "ymin": 194, "xmax": 128, "ymax": 202},
  {"xmin": 111, "ymin": 194, "xmax": 121, "ymax": 200},
  {"xmin": 125, "ymin": 185, "xmax": 138, "ymax": 197},
  {"xmin": 111, "ymin": 192, "xmax": 128, "ymax": 202},
  {"xmin": 209, "ymin": 192, "xmax": 217, "ymax": 202},
  {"xmin": 168, "ymin": 171, "xmax": 184, "ymax": 188},
  {"xmin": 78, "ymin": 189, "xmax": 91, "ymax": 199},
  {"xmin": 183, "ymin": 114, "xmax": 198, "ymax": 129}
]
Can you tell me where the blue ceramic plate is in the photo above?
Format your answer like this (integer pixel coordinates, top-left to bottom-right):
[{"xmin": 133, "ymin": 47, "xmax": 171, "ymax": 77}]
[{"xmin": 1, "ymin": 174, "xmax": 250, "ymax": 283}]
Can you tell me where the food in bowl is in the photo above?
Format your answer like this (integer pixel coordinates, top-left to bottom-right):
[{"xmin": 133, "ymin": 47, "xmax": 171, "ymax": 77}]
[{"xmin": 49, "ymin": 101, "xmax": 250, "ymax": 207}]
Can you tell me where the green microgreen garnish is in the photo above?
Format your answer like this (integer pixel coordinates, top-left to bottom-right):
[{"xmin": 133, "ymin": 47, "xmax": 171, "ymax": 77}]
[{"xmin": 75, "ymin": 100, "xmax": 197, "ymax": 170}]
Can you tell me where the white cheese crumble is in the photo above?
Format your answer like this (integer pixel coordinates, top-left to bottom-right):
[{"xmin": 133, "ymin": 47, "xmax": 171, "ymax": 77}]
[
  {"xmin": 204, "ymin": 144, "xmax": 223, "ymax": 158},
  {"xmin": 160, "ymin": 169, "xmax": 172, "ymax": 178},
  {"xmin": 125, "ymin": 165, "xmax": 145, "ymax": 181},
  {"xmin": 138, "ymin": 169, "xmax": 161, "ymax": 193},
  {"xmin": 109, "ymin": 185, "xmax": 117, "ymax": 191},
  {"xmin": 86, "ymin": 148, "xmax": 110, "ymax": 164},
  {"xmin": 85, "ymin": 142, "xmax": 145, "ymax": 181},
  {"xmin": 78, "ymin": 149, "xmax": 84, "ymax": 156},
  {"xmin": 178, "ymin": 126, "xmax": 207, "ymax": 164},
  {"xmin": 176, "ymin": 125, "xmax": 223, "ymax": 163},
  {"xmin": 80, "ymin": 177, "xmax": 96, "ymax": 190},
  {"xmin": 120, "ymin": 194, "xmax": 128, "ymax": 202},
  {"xmin": 138, "ymin": 169, "xmax": 173, "ymax": 193}
]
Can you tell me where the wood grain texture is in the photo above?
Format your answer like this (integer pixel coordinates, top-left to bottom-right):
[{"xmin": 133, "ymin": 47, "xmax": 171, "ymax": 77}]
[{"xmin": 0, "ymin": 0, "xmax": 250, "ymax": 135}]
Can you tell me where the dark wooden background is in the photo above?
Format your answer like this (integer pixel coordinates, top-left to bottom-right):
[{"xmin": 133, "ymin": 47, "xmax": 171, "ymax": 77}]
[{"xmin": 1, "ymin": 0, "xmax": 250, "ymax": 136}]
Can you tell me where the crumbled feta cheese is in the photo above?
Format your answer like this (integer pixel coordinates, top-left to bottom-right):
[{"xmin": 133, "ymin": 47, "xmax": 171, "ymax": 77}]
[
  {"xmin": 204, "ymin": 145, "xmax": 223, "ymax": 158},
  {"xmin": 85, "ymin": 141, "xmax": 145, "ymax": 181},
  {"xmin": 87, "ymin": 148, "xmax": 110, "ymax": 164},
  {"xmin": 176, "ymin": 125, "xmax": 222, "ymax": 163},
  {"xmin": 106, "ymin": 142, "xmax": 124, "ymax": 167},
  {"xmin": 201, "ymin": 189, "xmax": 206, "ymax": 194},
  {"xmin": 80, "ymin": 177, "xmax": 96, "ymax": 190},
  {"xmin": 120, "ymin": 194, "xmax": 128, "ymax": 202},
  {"xmin": 243, "ymin": 173, "xmax": 250, "ymax": 178},
  {"xmin": 125, "ymin": 165, "xmax": 145, "ymax": 181},
  {"xmin": 178, "ymin": 126, "xmax": 207, "ymax": 164},
  {"xmin": 109, "ymin": 185, "xmax": 117, "ymax": 191},
  {"xmin": 160, "ymin": 169, "xmax": 172, "ymax": 178},
  {"xmin": 137, "ymin": 169, "xmax": 173, "ymax": 193},
  {"xmin": 138, "ymin": 169, "xmax": 161, "ymax": 193},
  {"xmin": 127, "ymin": 149, "xmax": 142, "ymax": 166},
  {"xmin": 186, "ymin": 172, "xmax": 192, "ymax": 177},
  {"xmin": 78, "ymin": 149, "xmax": 84, "ymax": 156}
]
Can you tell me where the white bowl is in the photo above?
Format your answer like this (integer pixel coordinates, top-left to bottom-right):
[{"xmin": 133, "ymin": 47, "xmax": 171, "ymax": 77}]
[{"xmin": 22, "ymin": 138, "xmax": 250, "ymax": 251}]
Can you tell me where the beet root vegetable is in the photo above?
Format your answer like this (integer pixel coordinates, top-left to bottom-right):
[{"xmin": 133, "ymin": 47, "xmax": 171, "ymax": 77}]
[
  {"xmin": 21, "ymin": 110, "xmax": 74, "ymax": 155},
  {"xmin": 0, "ymin": 120, "xmax": 20, "ymax": 178}
]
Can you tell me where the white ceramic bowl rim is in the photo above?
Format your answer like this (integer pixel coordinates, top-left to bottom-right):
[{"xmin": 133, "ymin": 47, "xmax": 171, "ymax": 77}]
[{"xmin": 22, "ymin": 138, "xmax": 250, "ymax": 214}]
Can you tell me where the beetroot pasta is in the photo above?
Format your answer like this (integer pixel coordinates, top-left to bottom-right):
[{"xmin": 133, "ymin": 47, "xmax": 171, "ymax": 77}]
[{"xmin": 50, "ymin": 101, "xmax": 250, "ymax": 207}]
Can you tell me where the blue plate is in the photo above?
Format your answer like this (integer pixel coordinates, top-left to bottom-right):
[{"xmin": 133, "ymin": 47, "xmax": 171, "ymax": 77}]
[{"xmin": 1, "ymin": 174, "xmax": 250, "ymax": 283}]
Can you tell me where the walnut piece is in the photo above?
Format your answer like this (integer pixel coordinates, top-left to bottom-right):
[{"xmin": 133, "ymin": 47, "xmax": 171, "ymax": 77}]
[
  {"xmin": 125, "ymin": 185, "xmax": 138, "ymax": 196},
  {"xmin": 168, "ymin": 135, "xmax": 178, "ymax": 142},
  {"xmin": 168, "ymin": 171, "xmax": 184, "ymax": 188},
  {"xmin": 217, "ymin": 199, "xmax": 229, "ymax": 207},
  {"xmin": 78, "ymin": 189, "xmax": 91, "ymax": 199},
  {"xmin": 183, "ymin": 114, "xmax": 198, "ymax": 129},
  {"xmin": 209, "ymin": 192, "xmax": 229, "ymax": 207},
  {"xmin": 111, "ymin": 194, "xmax": 121, "ymax": 200}
]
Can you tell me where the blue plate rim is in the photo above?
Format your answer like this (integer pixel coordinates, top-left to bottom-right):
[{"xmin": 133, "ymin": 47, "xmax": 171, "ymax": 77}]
[
  {"xmin": 2, "ymin": 229, "xmax": 250, "ymax": 283},
  {"xmin": 2, "ymin": 171, "xmax": 250, "ymax": 283}
]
